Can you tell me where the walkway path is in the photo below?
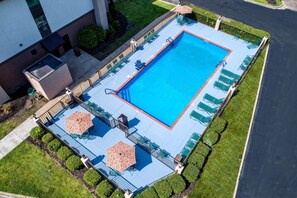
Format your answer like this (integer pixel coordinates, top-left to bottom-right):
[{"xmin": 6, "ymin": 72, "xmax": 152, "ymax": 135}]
[
  {"xmin": 0, "ymin": 117, "xmax": 36, "ymax": 160},
  {"xmin": 181, "ymin": 0, "xmax": 297, "ymax": 197}
]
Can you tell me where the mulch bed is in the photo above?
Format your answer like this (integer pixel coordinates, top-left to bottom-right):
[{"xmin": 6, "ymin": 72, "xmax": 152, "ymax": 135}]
[{"xmin": 27, "ymin": 138, "xmax": 98, "ymax": 197}]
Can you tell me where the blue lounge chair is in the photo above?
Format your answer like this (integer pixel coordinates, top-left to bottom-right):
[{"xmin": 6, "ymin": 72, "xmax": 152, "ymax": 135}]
[
  {"xmin": 197, "ymin": 102, "xmax": 218, "ymax": 114},
  {"xmin": 214, "ymin": 81, "xmax": 231, "ymax": 92},
  {"xmin": 203, "ymin": 94, "xmax": 224, "ymax": 105},
  {"xmin": 180, "ymin": 147, "xmax": 190, "ymax": 157},
  {"xmin": 186, "ymin": 140, "xmax": 195, "ymax": 149},
  {"xmin": 238, "ymin": 63, "xmax": 247, "ymax": 70},
  {"xmin": 191, "ymin": 133, "xmax": 200, "ymax": 141},
  {"xmin": 159, "ymin": 149, "xmax": 170, "ymax": 158},
  {"xmin": 218, "ymin": 75, "xmax": 236, "ymax": 85},
  {"xmin": 138, "ymin": 136, "xmax": 150, "ymax": 144},
  {"xmin": 149, "ymin": 142, "xmax": 159, "ymax": 150},
  {"xmin": 221, "ymin": 69, "xmax": 240, "ymax": 80},
  {"xmin": 190, "ymin": 110, "xmax": 212, "ymax": 124}
]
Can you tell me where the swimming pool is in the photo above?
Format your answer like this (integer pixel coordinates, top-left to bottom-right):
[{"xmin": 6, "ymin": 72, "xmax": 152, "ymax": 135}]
[{"xmin": 116, "ymin": 31, "xmax": 229, "ymax": 128}]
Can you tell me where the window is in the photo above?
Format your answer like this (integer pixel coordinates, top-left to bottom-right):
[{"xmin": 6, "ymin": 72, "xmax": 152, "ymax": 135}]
[{"xmin": 26, "ymin": 0, "xmax": 51, "ymax": 38}]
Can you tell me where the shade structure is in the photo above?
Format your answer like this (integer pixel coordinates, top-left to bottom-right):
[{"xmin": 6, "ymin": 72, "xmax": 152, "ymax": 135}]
[
  {"xmin": 65, "ymin": 111, "xmax": 93, "ymax": 135},
  {"xmin": 106, "ymin": 141, "xmax": 136, "ymax": 172},
  {"xmin": 175, "ymin": 5, "xmax": 193, "ymax": 15}
]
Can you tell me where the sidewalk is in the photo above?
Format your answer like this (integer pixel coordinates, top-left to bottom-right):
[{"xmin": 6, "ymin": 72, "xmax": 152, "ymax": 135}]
[{"xmin": 0, "ymin": 117, "xmax": 36, "ymax": 160}]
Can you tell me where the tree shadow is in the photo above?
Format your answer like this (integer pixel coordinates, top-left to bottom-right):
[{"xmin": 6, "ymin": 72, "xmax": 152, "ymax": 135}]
[{"xmin": 89, "ymin": 118, "xmax": 111, "ymax": 137}]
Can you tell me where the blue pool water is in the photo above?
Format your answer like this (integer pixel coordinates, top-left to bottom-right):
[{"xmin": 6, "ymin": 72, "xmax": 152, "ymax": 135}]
[{"xmin": 117, "ymin": 32, "xmax": 229, "ymax": 127}]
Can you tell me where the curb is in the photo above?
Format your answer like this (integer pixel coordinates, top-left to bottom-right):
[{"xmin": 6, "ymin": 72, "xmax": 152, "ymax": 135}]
[
  {"xmin": 232, "ymin": 44, "xmax": 270, "ymax": 198},
  {"xmin": 244, "ymin": 0, "xmax": 285, "ymax": 10}
]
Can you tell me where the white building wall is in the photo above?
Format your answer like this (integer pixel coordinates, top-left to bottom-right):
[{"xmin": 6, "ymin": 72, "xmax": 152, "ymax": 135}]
[
  {"xmin": 40, "ymin": 0, "xmax": 94, "ymax": 32},
  {"xmin": 0, "ymin": 0, "xmax": 42, "ymax": 63}
]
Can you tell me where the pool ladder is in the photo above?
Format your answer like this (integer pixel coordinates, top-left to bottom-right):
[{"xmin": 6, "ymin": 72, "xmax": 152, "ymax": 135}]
[{"xmin": 166, "ymin": 37, "xmax": 174, "ymax": 46}]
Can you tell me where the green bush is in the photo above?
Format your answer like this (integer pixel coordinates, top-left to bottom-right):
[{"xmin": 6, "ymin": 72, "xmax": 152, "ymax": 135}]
[
  {"xmin": 203, "ymin": 130, "xmax": 219, "ymax": 147},
  {"xmin": 47, "ymin": 139, "xmax": 61, "ymax": 152},
  {"xmin": 66, "ymin": 155, "xmax": 83, "ymax": 171},
  {"xmin": 89, "ymin": 24, "xmax": 106, "ymax": 44},
  {"xmin": 41, "ymin": 133, "xmax": 54, "ymax": 144},
  {"xmin": 111, "ymin": 20, "xmax": 121, "ymax": 35},
  {"xmin": 96, "ymin": 180, "xmax": 114, "ymax": 198},
  {"xmin": 167, "ymin": 174, "xmax": 186, "ymax": 195},
  {"xmin": 79, "ymin": 27, "xmax": 98, "ymax": 49},
  {"xmin": 83, "ymin": 168, "xmax": 102, "ymax": 187},
  {"xmin": 1, "ymin": 103, "xmax": 12, "ymax": 114},
  {"xmin": 196, "ymin": 142, "xmax": 210, "ymax": 156},
  {"xmin": 153, "ymin": 179, "xmax": 172, "ymax": 198},
  {"xmin": 106, "ymin": 26, "xmax": 116, "ymax": 40},
  {"xmin": 135, "ymin": 187, "xmax": 158, "ymax": 198},
  {"xmin": 183, "ymin": 164, "xmax": 200, "ymax": 183},
  {"xmin": 110, "ymin": 189, "xmax": 124, "ymax": 198},
  {"xmin": 30, "ymin": 126, "xmax": 45, "ymax": 140},
  {"xmin": 210, "ymin": 117, "xmax": 227, "ymax": 133},
  {"xmin": 187, "ymin": 151, "xmax": 206, "ymax": 169},
  {"xmin": 57, "ymin": 146, "xmax": 73, "ymax": 161}
]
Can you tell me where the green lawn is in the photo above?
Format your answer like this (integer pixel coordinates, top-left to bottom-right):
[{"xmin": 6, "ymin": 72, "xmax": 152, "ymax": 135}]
[
  {"xmin": 94, "ymin": 0, "xmax": 175, "ymax": 60},
  {"xmin": 254, "ymin": 0, "xmax": 282, "ymax": 6},
  {"xmin": 189, "ymin": 47, "xmax": 267, "ymax": 198},
  {"xmin": 0, "ymin": 142, "xmax": 93, "ymax": 198}
]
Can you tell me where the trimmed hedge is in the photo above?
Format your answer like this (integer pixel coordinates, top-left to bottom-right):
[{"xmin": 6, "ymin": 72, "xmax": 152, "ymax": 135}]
[
  {"xmin": 203, "ymin": 130, "xmax": 219, "ymax": 147},
  {"xmin": 183, "ymin": 164, "xmax": 200, "ymax": 183},
  {"xmin": 78, "ymin": 27, "xmax": 98, "ymax": 49},
  {"xmin": 42, "ymin": 133, "xmax": 54, "ymax": 144},
  {"xmin": 187, "ymin": 151, "xmax": 206, "ymax": 169},
  {"xmin": 167, "ymin": 174, "xmax": 186, "ymax": 195},
  {"xmin": 110, "ymin": 189, "xmax": 124, "ymax": 198},
  {"xmin": 210, "ymin": 117, "xmax": 227, "ymax": 133},
  {"xmin": 96, "ymin": 180, "xmax": 114, "ymax": 198},
  {"xmin": 195, "ymin": 142, "xmax": 210, "ymax": 157},
  {"xmin": 57, "ymin": 146, "xmax": 73, "ymax": 161},
  {"xmin": 47, "ymin": 139, "xmax": 61, "ymax": 152},
  {"xmin": 83, "ymin": 168, "xmax": 102, "ymax": 187},
  {"xmin": 153, "ymin": 179, "xmax": 172, "ymax": 198},
  {"xmin": 135, "ymin": 187, "xmax": 158, "ymax": 198},
  {"xmin": 89, "ymin": 24, "xmax": 106, "ymax": 44},
  {"xmin": 30, "ymin": 126, "xmax": 45, "ymax": 140},
  {"xmin": 66, "ymin": 155, "xmax": 83, "ymax": 171}
]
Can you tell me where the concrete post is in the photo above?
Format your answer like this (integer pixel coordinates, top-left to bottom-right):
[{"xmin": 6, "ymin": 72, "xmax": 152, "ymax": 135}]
[
  {"xmin": 215, "ymin": 16, "xmax": 222, "ymax": 31},
  {"xmin": 259, "ymin": 36, "xmax": 268, "ymax": 48},
  {"xmin": 92, "ymin": 0, "xmax": 109, "ymax": 29}
]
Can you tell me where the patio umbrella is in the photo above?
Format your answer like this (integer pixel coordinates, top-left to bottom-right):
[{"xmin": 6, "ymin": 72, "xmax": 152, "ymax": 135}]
[
  {"xmin": 175, "ymin": 5, "xmax": 193, "ymax": 15},
  {"xmin": 106, "ymin": 141, "xmax": 136, "ymax": 172},
  {"xmin": 65, "ymin": 111, "xmax": 93, "ymax": 135}
]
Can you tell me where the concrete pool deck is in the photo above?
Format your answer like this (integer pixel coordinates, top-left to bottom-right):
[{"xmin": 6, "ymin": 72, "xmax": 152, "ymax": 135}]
[{"xmin": 47, "ymin": 16, "xmax": 260, "ymax": 192}]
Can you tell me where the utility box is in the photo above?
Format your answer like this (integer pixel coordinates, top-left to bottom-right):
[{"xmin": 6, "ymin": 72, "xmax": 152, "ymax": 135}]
[{"xmin": 23, "ymin": 54, "xmax": 73, "ymax": 100}]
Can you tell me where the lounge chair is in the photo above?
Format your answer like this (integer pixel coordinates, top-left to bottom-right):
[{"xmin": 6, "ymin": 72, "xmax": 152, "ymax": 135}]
[
  {"xmin": 248, "ymin": 38, "xmax": 262, "ymax": 48},
  {"xmin": 233, "ymin": 34, "xmax": 240, "ymax": 39},
  {"xmin": 197, "ymin": 102, "xmax": 218, "ymax": 114},
  {"xmin": 191, "ymin": 133, "xmax": 200, "ymax": 141},
  {"xmin": 159, "ymin": 149, "xmax": 170, "ymax": 158},
  {"xmin": 203, "ymin": 94, "xmax": 224, "ymax": 105},
  {"xmin": 221, "ymin": 69, "xmax": 240, "ymax": 80},
  {"xmin": 180, "ymin": 147, "xmax": 190, "ymax": 157},
  {"xmin": 214, "ymin": 81, "xmax": 231, "ymax": 92},
  {"xmin": 186, "ymin": 140, "xmax": 195, "ymax": 149},
  {"xmin": 190, "ymin": 110, "xmax": 212, "ymax": 124},
  {"xmin": 149, "ymin": 142, "xmax": 159, "ymax": 150},
  {"xmin": 138, "ymin": 136, "xmax": 150, "ymax": 144},
  {"xmin": 218, "ymin": 75, "xmax": 236, "ymax": 85}
]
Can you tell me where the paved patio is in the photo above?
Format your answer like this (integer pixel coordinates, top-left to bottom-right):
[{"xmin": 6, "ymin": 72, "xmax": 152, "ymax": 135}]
[{"xmin": 47, "ymin": 16, "xmax": 259, "ymax": 192}]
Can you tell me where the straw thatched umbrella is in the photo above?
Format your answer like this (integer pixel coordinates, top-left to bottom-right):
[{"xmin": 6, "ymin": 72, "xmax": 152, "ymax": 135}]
[
  {"xmin": 106, "ymin": 141, "xmax": 136, "ymax": 172},
  {"xmin": 175, "ymin": 5, "xmax": 193, "ymax": 15},
  {"xmin": 65, "ymin": 111, "xmax": 93, "ymax": 135}
]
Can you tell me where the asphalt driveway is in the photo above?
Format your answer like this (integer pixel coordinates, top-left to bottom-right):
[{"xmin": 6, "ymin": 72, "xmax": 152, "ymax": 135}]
[{"xmin": 177, "ymin": 0, "xmax": 297, "ymax": 197}]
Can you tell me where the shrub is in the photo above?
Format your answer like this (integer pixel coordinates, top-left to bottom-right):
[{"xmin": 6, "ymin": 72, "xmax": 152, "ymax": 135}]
[
  {"xmin": 187, "ymin": 151, "xmax": 206, "ymax": 169},
  {"xmin": 210, "ymin": 117, "xmax": 227, "ymax": 133},
  {"xmin": 30, "ymin": 126, "xmax": 45, "ymax": 140},
  {"xmin": 203, "ymin": 130, "xmax": 219, "ymax": 147},
  {"xmin": 111, "ymin": 20, "xmax": 121, "ymax": 35},
  {"xmin": 135, "ymin": 187, "xmax": 158, "ymax": 198},
  {"xmin": 42, "ymin": 133, "xmax": 54, "ymax": 144},
  {"xmin": 47, "ymin": 139, "xmax": 61, "ymax": 152},
  {"xmin": 183, "ymin": 164, "xmax": 200, "ymax": 183},
  {"xmin": 96, "ymin": 180, "xmax": 114, "ymax": 198},
  {"xmin": 57, "ymin": 146, "xmax": 73, "ymax": 161},
  {"xmin": 167, "ymin": 174, "xmax": 186, "ymax": 195},
  {"xmin": 196, "ymin": 142, "xmax": 210, "ymax": 156},
  {"xmin": 153, "ymin": 179, "xmax": 172, "ymax": 198},
  {"xmin": 1, "ymin": 103, "xmax": 12, "ymax": 114},
  {"xmin": 89, "ymin": 24, "xmax": 106, "ymax": 44},
  {"xmin": 66, "ymin": 155, "xmax": 83, "ymax": 171},
  {"xmin": 79, "ymin": 27, "xmax": 98, "ymax": 49},
  {"xmin": 83, "ymin": 168, "xmax": 102, "ymax": 187},
  {"xmin": 106, "ymin": 26, "xmax": 116, "ymax": 40},
  {"xmin": 110, "ymin": 189, "xmax": 124, "ymax": 198}
]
